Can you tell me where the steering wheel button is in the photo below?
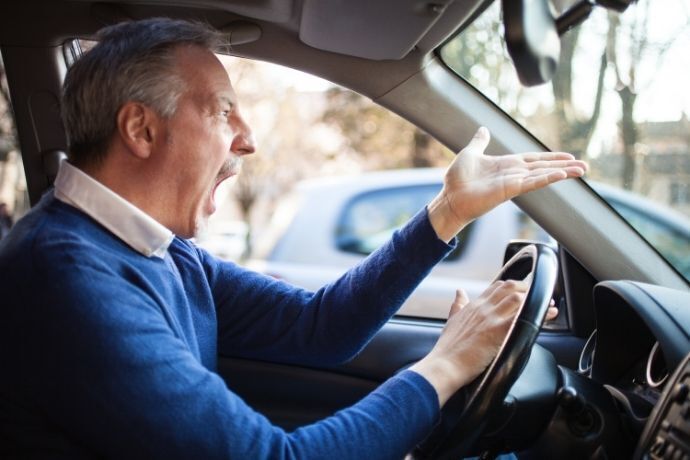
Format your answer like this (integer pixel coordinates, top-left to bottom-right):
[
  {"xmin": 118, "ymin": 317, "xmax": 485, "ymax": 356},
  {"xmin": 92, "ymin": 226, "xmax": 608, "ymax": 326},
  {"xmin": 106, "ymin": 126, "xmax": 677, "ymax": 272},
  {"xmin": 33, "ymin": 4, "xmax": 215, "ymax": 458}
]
[
  {"xmin": 651, "ymin": 438, "xmax": 667, "ymax": 457},
  {"xmin": 674, "ymin": 383, "xmax": 690, "ymax": 404},
  {"xmin": 676, "ymin": 413, "xmax": 690, "ymax": 431},
  {"xmin": 682, "ymin": 405, "xmax": 690, "ymax": 420}
]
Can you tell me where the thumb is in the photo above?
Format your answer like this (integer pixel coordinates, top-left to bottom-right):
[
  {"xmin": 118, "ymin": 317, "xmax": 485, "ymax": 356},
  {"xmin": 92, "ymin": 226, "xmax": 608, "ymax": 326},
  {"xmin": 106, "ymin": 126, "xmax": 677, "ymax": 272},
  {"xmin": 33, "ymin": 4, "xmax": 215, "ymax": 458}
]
[
  {"xmin": 449, "ymin": 288, "xmax": 470, "ymax": 317},
  {"xmin": 462, "ymin": 126, "xmax": 491, "ymax": 154}
]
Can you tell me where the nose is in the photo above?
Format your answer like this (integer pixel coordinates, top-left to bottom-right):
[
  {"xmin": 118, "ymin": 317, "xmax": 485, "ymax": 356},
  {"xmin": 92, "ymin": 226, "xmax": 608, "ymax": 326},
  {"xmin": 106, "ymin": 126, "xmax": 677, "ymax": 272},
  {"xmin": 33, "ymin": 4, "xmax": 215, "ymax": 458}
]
[{"xmin": 230, "ymin": 112, "xmax": 256, "ymax": 156}]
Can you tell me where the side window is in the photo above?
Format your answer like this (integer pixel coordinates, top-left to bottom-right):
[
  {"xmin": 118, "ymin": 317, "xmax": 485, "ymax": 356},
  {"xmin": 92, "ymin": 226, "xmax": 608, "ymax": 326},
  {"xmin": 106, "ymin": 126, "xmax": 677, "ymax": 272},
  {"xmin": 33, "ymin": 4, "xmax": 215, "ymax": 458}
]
[
  {"xmin": 0, "ymin": 52, "xmax": 29, "ymax": 240},
  {"xmin": 516, "ymin": 210, "xmax": 552, "ymax": 242},
  {"xmin": 670, "ymin": 182, "xmax": 690, "ymax": 206},
  {"xmin": 335, "ymin": 185, "xmax": 473, "ymax": 261},
  {"xmin": 610, "ymin": 200, "xmax": 690, "ymax": 278},
  {"xmin": 196, "ymin": 56, "xmax": 552, "ymax": 321}
]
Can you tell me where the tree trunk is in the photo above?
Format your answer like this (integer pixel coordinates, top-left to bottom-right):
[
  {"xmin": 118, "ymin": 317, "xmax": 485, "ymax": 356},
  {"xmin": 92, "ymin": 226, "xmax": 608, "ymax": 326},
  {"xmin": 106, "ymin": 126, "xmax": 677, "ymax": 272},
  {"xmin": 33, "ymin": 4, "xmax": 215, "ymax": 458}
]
[
  {"xmin": 618, "ymin": 86, "xmax": 638, "ymax": 190},
  {"xmin": 411, "ymin": 129, "xmax": 432, "ymax": 168},
  {"xmin": 550, "ymin": 27, "xmax": 606, "ymax": 159},
  {"xmin": 552, "ymin": 28, "xmax": 580, "ymax": 121}
]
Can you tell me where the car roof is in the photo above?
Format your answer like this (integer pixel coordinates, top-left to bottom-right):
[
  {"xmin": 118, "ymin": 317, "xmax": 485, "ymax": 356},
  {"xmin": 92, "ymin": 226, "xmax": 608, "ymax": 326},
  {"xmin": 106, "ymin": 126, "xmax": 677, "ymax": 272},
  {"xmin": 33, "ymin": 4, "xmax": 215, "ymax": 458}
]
[
  {"xmin": 0, "ymin": 0, "xmax": 486, "ymax": 98},
  {"xmin": 296, "ymin": 168, "xmax": 447, "ymax": 193},
  {"xmin": 0, "ymin": 0, "xmax": 484, "ymax": 55}
]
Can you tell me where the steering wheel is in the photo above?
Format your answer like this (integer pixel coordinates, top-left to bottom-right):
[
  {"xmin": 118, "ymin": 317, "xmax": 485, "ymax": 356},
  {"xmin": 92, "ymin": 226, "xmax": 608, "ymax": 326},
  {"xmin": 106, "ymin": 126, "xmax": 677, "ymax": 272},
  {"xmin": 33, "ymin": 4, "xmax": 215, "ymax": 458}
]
[{"xmin": 415, "ymin": 243, "xmax": 559, "ymax": 459}]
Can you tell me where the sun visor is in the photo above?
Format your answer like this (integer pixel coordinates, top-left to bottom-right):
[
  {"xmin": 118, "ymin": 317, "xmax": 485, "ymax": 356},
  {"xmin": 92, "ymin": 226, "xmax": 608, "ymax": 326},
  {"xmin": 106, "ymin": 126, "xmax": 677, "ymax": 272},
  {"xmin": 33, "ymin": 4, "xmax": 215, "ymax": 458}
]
[{"xmin": 299, "ymin": 0, "xmax": 454, "ymax": 60}]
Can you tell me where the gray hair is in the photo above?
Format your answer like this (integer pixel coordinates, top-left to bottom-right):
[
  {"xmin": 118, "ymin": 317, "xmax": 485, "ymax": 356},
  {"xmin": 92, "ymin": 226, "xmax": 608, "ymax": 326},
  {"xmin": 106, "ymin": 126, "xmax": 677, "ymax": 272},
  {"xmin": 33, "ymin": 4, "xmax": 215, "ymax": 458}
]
[{"xmin": 61, "ymin": 18, "xmax": 227, "ymax": 167}]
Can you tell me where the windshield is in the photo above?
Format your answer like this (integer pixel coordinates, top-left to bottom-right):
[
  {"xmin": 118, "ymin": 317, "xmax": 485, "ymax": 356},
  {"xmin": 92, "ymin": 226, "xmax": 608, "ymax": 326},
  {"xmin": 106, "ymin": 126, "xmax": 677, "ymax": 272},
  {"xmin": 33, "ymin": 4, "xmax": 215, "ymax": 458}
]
[{"xmin": 440, "ymin": 0, "xmax": 690, "ymax": 281}]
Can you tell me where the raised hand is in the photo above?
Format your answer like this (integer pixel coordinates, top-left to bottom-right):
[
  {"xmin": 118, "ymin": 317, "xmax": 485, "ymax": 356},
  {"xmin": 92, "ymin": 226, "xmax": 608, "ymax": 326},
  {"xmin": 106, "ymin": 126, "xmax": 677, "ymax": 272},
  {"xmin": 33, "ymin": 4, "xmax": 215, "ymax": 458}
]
[{"xmin": 428, "ymin": 127, "xmax": 588, "ymax": 242}]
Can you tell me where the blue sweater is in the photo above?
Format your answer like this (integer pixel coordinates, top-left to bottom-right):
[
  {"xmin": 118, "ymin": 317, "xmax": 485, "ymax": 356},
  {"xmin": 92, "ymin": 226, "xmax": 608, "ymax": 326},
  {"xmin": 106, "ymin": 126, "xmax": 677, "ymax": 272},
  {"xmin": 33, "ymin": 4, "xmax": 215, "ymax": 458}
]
[{"xmin": 0, "ymin": 193, "xmax": 453, "ymax": 459}]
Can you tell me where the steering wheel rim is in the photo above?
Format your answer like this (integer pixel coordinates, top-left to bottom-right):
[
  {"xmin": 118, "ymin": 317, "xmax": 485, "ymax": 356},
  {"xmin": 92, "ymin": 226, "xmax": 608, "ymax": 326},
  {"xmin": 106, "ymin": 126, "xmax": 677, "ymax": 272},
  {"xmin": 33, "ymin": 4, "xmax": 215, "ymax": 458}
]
[{"xmin": 419, "ymin": 243, "xmax": 559, "ymax": 459}]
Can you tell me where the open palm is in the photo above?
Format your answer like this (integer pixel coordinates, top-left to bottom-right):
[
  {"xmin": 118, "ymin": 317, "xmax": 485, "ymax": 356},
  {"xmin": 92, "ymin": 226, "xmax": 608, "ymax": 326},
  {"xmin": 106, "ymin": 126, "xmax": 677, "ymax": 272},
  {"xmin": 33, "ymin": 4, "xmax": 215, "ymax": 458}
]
[{"xmin": 441, "ymin": 127, "xmax": 587, "ymax": 225}]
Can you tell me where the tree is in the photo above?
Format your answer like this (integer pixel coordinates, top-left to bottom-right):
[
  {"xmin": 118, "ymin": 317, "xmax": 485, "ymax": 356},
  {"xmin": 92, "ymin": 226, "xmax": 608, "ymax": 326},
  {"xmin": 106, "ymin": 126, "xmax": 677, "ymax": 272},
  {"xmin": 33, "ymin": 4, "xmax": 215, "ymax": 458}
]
[
  {"xmin": 221, "ymin": 58, "xmax": 363, "ymax": 258},
  {"xmin": 0, "ymin": 57, "xmax": 27, "ymax": 220},
  {"xmin": 0, "ymin": 60, "xmax": 16, "ymax": 160},
  {"xmin": 605, "ymin": 1, "xmax": 687, "ymax": 190},
  {"xmin": 443, "ymin": 0, "xmax": 689, "ymax": 192},
  {"xmin": 320, "ymin": 87, "xmax": 452, "ymax": 170},
  {"xmin": 438, "ymin": 1, "xmax": 607, "ymax": 158},
  {"xmin": 549, "ymin": 26, "xmax": 607, "ymax": 160},
  {"xmin": 440, "ymin": 3, "xmax": 522, "ymax": 114}
]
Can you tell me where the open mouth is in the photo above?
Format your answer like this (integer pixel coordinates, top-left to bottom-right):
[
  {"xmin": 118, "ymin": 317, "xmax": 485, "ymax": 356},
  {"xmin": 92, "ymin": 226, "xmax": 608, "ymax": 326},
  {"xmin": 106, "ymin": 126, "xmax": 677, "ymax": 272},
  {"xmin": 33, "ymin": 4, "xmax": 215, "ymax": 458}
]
[{"xmin": 208, "ymin": 156, "xmax": 243, "ymax": 214}]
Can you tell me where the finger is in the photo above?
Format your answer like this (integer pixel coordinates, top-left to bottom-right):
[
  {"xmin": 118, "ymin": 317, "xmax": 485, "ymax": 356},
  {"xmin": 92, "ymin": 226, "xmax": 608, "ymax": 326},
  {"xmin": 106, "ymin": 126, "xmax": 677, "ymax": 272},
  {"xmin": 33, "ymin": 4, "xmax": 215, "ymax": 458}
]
[
  {"xmin": 503, "ymin": 169, "xmax": 581, "ymax": 197},
  {"xmin": 479, "ymin": 279, "xmax": 506, "ymax": 300},
  {"xmin": 523, "ymin": 170, "xmax": 568, "ymax": 192},
  {"xmin": 521, "ymin": 165, "xmax": 586, "ymax": 179},
  {"xmin": 448, "ymin": 289, "xmax": 469, "ymax": 317},
  {"xmin": 494, "ymin": 290, "xmax": 526, "ymax": 315},
  {"xmin": 486, "ymin": 279, "xmax": 529, "ymax": 304},
  {"xmin": 461, "ymin": 126, "xmax": 491, "ymax": 155},
  {"xmin": 545, "ymin": 306, "xmax": 559, "ymax": 321},
  {"xmin": 456, "ymin": 288, "xmax": 470, "ymax": 308},
  {"xmin": 528, "ymin": 168, "xmax": 587, "ymax": 189},
  {"xmin": 521, "ymin": 151, "xmax": 576, "ymax": 162},
  {"xmin": 524, "ymin": 159, "xmax": 589, "ymax": 171},
  {"xmin": 565, "ymin": 166, "xmax": 587, "ymax": 177}
]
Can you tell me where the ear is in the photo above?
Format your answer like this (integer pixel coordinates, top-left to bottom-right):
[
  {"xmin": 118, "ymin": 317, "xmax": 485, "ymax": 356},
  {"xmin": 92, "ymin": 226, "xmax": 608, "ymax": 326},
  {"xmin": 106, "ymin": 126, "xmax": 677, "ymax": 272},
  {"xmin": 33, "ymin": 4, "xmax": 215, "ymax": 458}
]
[{"xmin": 115, "ymin": 102, "xmax": 161, "ymax": 160}]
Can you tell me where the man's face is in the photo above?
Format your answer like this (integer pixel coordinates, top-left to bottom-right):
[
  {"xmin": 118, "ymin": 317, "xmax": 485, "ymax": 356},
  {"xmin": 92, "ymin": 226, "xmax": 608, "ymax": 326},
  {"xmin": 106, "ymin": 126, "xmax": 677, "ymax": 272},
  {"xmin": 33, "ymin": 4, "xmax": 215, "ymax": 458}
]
[{"xmin": 156, "ymin": 45, "xmax": 255, "ymax": 238}]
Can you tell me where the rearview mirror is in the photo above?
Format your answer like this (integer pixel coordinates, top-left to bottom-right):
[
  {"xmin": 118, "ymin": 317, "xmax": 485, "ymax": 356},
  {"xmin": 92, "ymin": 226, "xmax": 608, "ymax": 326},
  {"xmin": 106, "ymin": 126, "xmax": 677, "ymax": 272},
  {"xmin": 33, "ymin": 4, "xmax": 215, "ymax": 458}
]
[
  {"xmin": 502, "ymin": 0, "xmax": 560, "ymax": 87},
  {"xmin": 502, "ymin": 0, "xmax": 636, "ymax": 87}
]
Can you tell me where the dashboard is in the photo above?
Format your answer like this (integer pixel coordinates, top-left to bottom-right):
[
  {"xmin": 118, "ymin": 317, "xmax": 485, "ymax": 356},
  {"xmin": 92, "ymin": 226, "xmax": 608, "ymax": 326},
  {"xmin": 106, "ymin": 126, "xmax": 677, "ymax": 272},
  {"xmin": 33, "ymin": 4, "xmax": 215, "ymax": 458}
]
[
  {"xmin": 579, "ymin": 328, "xmax": 667, "ymax": 411},
  {"xmin": 588, "ymin": 281, "xmax": 690, "ymax": 458},
  {"xmin": 591, "ymin": 281, "xmax": 690, "ymax": 385},
  {"xmin": 520, "ymin": 280, "xmax": 690, "ymax": 459}
]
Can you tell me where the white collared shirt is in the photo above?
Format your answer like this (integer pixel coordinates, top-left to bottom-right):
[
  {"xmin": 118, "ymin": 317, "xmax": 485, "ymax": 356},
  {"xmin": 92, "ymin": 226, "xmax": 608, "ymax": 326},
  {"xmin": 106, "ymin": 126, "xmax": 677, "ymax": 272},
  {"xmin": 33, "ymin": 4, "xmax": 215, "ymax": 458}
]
[{"xmin": 54, "ymin": 161, "xmax": 174, "ymax": 258}]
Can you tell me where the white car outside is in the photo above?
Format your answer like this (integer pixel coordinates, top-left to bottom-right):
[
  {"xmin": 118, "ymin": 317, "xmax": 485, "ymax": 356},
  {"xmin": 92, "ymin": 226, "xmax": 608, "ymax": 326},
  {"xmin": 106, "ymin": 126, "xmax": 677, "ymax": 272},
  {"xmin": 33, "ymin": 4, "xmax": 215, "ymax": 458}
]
[
  {"xmin": 249, "ymin": 168, "xmax": 551, "ymax": 319},
  {"xmin": 246, "ymin": 168, "xmax": 690, "ymax": 319}
]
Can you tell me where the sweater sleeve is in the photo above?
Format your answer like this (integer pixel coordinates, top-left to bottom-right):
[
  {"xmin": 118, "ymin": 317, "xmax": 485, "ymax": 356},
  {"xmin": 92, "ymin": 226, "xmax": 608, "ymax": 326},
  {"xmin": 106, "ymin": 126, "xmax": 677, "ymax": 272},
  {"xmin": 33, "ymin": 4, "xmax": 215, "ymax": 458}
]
[
  {"xmin": 206, "ymin": 207, "xmax": 455, "ymax": 365},
  {"xmin": 23, "ymin": 240, "xmax": 439, "ymax": 459}
]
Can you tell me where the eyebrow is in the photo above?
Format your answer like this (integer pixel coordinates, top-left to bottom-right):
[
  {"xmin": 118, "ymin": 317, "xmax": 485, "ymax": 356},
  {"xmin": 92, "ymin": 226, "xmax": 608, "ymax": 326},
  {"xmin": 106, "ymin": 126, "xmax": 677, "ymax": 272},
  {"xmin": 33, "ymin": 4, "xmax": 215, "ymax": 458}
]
[{"xmin": 217, "ymin": 95, "xmax": 234, "ymax": 108}]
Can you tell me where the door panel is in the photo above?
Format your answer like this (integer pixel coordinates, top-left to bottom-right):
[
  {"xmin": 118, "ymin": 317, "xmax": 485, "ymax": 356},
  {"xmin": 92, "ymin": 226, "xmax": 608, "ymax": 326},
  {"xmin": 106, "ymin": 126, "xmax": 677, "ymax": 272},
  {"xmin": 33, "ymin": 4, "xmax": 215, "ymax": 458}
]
[
  {"xmin": 217, "ymin": 318, "xmax": 585, "ymax": 429},
  {"xmin": 218, "ymin": 319, "xmax": 441, "ymax": 428},
  {"xmin": 219, "ymin": 358, "xmax": 379, "ymax": 429}
]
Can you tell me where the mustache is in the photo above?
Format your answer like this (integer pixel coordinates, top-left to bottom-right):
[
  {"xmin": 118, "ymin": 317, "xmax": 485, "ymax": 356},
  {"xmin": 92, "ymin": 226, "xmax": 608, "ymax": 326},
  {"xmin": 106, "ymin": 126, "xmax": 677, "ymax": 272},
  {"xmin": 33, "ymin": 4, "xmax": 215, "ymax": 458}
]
[{"xmin": 217, "ymin": 155, "xmax": 243, "ymax": 180}]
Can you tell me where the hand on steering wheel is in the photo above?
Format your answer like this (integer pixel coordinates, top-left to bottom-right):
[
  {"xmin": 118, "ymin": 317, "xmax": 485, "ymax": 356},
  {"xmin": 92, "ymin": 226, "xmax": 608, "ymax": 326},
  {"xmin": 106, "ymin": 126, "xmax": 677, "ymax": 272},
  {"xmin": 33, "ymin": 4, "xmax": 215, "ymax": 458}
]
[{"xmin": 413, "ymin": 244, "xmax": 559, "ymax": 459}]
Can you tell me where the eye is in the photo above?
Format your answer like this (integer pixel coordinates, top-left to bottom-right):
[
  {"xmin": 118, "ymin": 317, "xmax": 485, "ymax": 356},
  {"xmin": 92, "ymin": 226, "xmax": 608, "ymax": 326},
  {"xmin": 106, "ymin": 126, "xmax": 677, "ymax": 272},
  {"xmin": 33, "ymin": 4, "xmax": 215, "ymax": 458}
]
[{"xmin": 218, "ymin": 101, "xmax": 235, "ymax": 118}]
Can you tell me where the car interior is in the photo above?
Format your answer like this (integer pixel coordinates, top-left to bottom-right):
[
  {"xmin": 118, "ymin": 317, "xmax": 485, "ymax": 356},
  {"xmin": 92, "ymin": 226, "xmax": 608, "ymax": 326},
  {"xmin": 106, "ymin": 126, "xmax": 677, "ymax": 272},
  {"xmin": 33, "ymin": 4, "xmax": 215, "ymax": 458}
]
[{"xmin": 2, "ymin": 0, "xmax": 690, "ymax": 458}]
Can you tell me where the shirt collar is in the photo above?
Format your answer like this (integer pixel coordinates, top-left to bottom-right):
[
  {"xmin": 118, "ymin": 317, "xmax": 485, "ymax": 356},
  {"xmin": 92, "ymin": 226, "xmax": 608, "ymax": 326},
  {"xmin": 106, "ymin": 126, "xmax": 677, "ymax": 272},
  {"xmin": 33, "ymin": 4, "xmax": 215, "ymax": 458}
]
[{"xmin": 54, "ymin": 161, "xmax": 174, "ymax": 258}]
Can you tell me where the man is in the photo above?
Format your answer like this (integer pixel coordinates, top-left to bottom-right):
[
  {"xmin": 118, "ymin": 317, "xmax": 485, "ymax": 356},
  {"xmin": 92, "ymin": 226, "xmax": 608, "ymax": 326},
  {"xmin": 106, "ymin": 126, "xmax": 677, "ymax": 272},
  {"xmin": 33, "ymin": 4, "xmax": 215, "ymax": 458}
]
[{"xmin": 0, "ymin": 18, "xmax": 586, "ymax": 459}]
